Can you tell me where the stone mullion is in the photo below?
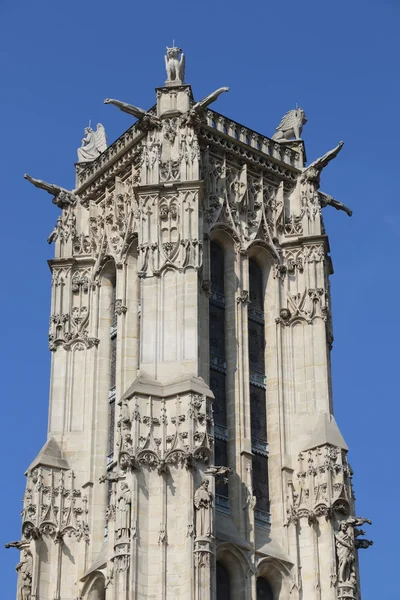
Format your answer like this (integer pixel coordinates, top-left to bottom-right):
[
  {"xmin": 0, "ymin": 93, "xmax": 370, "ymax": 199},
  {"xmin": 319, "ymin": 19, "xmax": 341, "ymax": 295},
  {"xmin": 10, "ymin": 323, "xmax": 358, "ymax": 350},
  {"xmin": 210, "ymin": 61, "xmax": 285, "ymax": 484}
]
[
  {"xmin": 266, "ymin": 270, "xmax": 286, "ymax": 537},
  {"xmin": 48, "ymin": 267, "xmax": 71, "ymax": 434},
  {"xmin": 223, "ymin": 245, "xmax": 243, "ymax": 535},
  {"xmin": 88, "ymin": 277, "xmax": 113, "ymax": 562},
  {"xmin": 115, "ymin": 264, "xmax": 125, "ymax": 396},
  {"xmin": 237, "ymin": 251, "xmax": 254, "ymax": 546},
  {"xmin": 306, "ymin": 243, "xmax": 332, "ymax": 414},
  {"xmin": 129, "ymin": 471, "xmax": 139, "ymax": 600},
  {"xmin": 298, "ymin": 517, "xmax": 320, "ymax": 600},
  {"xmin": 317, "ymin": 516, "xmax": 337, "ymax": 600},
  {"xmin": 120, "ymin": 249, "xmax": 139, "ymax": 392}
]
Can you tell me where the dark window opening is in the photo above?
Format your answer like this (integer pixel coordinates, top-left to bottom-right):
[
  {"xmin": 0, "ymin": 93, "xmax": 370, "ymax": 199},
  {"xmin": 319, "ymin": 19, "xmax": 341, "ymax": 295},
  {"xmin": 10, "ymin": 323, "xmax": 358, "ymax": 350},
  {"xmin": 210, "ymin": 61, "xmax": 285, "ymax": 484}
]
[
  {"xmin": 216, "ymin": 562, "xmax": 230, "ymax": 600},
  {"xmin": 257, "ymin": 577, "xmax": 274, "ymax": 599}
]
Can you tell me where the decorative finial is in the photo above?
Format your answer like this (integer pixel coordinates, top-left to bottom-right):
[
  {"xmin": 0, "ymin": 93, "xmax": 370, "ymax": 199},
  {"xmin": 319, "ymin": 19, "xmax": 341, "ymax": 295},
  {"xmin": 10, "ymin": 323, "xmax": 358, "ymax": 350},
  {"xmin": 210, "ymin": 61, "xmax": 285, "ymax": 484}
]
[{"xmin": 164, "ymin": 45, "xmax": 185, "ymax": 86}]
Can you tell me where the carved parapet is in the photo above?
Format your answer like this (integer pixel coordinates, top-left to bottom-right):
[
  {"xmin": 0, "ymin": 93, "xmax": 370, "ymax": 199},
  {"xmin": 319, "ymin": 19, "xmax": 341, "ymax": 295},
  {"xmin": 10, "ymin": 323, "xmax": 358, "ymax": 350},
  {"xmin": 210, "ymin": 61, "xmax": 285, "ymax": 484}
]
[{"xmin": 202, "ymin": 109, "xmax": 302, "ymax": 169}]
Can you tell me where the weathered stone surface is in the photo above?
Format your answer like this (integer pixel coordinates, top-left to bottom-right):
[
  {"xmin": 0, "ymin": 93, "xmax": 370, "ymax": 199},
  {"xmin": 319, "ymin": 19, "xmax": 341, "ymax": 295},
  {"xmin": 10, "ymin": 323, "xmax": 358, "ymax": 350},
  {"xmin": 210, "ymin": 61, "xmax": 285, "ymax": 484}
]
[{"xmin": 9, "ymin": 47, "xmax": 369, "ymax": 600}]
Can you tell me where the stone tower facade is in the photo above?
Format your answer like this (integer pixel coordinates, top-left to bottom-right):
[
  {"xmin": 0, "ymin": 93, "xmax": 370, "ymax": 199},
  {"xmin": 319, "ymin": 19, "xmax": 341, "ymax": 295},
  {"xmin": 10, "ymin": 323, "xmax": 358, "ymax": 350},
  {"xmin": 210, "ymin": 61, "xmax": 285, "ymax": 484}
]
[{"xmin": 8, "ymin": 48, "xmax": 372, "ymax": 600}]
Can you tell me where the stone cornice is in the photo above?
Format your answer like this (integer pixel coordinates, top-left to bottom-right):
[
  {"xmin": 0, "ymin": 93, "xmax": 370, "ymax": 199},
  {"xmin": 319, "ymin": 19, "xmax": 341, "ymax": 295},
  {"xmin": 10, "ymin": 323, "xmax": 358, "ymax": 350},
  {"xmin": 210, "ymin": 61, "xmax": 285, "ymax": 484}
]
[
  {"xmin": 48, "ymin": 257, "xmax": 95, "ymax": 270},
  {"xmin": 74, "ymin": 103, "xmax": 303, "ymax": 202},
  {"xmin": 134, "ymin": 180, "xmax": 203, "ymax": 194},
  {"xmin": 280, "ymin": 234, "xmax": 331, "ymax": 253}
]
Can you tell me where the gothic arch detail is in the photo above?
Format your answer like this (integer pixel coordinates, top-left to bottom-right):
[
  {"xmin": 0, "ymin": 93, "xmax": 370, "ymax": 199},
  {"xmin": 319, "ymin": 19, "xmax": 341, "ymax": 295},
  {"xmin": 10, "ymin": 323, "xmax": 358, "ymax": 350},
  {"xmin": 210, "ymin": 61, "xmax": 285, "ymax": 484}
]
[
  {"xmin": 216, "ymin": 543, "xmax": 250, "ymax": 600},
  {"xmin": 256, "ymin": 556, "xmax": 291, "ymax": 599},
  {"xmin": 82, "ymin": 572, "xmax": 106, "ymax": 600}
]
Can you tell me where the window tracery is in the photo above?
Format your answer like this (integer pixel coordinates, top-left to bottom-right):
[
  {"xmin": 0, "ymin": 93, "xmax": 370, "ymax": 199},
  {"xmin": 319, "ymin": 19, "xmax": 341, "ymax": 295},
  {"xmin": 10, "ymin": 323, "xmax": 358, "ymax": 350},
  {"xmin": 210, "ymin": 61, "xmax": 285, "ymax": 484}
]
[
  {"xmin": 209, "ymin": 242, "xmax": 228, "ymax": 501},
  {"xmin": 108, "ymin": 274, "xmax": 117, "ymax": 463},
  {"xmin": 248, "ymin": 259, "xmax": 270, "ymax": 521}
]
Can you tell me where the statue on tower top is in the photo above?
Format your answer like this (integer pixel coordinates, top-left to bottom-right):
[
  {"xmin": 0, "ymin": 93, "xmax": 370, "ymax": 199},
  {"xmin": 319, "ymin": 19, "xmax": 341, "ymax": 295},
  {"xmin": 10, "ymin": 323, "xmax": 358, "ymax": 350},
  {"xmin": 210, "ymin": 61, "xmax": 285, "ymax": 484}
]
[
  {"xmin": 272, "ymin": 106, "xmax": 307, "ymax": 142},
  {"xmin": 165, "ymin": 45, "xmax": 185, "ymax": 85},
  {"xmin": 77, "ymin": 123, "xmax": 107, "ymax": 163}
]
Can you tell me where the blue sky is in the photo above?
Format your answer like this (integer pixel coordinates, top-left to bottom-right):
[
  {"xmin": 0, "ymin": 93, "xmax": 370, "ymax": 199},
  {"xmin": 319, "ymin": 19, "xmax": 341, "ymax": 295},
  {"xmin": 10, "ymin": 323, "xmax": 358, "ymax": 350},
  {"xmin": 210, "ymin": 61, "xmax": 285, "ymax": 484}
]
[{"xmin": 0, "ymin": 1, "xmax": 398, "ymax": 597}]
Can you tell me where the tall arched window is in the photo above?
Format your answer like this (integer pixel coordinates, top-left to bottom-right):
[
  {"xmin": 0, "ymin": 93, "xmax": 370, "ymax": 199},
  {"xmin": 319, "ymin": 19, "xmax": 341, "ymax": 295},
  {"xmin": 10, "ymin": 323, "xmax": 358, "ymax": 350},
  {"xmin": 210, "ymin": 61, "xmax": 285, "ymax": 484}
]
[
  {"xmin": 108, "ymin": 272, "xmax": 117, "ymax": 465},
  {"xmin": 256, "ymin": 577, "xmax": 273, "ymax": 599},
  {"xmin": 85, "ymin": 573, "xmax": 106, "ymax": 600},
  {"xmin": 248, "ymin": 259, "xmax": 270, "ymax": 525},
  {"xmin": 209, "ymin": 241, "xmax": 228, "ymax": 506},
  {"xmin": 216, "ymin": 562, "xmax": 230, "ymax": 600}
]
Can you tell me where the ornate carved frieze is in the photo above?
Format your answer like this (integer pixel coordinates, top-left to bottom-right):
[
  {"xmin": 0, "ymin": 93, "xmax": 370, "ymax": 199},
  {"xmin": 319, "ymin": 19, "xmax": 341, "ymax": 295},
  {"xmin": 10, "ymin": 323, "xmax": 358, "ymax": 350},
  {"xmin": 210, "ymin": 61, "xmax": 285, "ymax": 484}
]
[
  {"xmin": 21, "ymin": 467, "xmax": 89, "ymax": 545},
  {"xmin": 47, "ymin": 205, "xmax": 76, "ymax": 246},
  {"xmin": 49, "ymin": 266, "xmax": 98, "ymax": 351},
  {"xmin": 90, "ymin": 180, "xmax": 139, "ymax": 277},
  {"xmin": 101, "ymin": 391, "xmax": 214, "ymax": 490},
  {"xmin": 275, "ymin": 287, "xmax": 329, "ymax": 326},
  {"xmin": 286, "ymin": 445, "xmax": 354, "ymax": 527},
  {"xmin": 137, "ymin": 189, "xmax": 201, "ymax": 276},
  {"xmin": 202, "ymin": 153, "xmax": 284, "ymax": 258}
]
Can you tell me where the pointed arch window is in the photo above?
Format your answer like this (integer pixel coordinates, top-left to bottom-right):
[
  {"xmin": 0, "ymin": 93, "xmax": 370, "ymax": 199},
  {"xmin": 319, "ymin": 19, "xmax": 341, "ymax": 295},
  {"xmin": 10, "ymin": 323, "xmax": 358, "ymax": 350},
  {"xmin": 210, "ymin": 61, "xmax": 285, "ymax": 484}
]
[
  {"xmin": 256, "ymin": 577, "xmax": 273, "ymax": 599},
  {"xmin": 248, "ymin": 259, "xmax": 270, "ymax": 524},
  {"xmin": 209, "ymin": 241, "xmax": 229, "ymax": 507},
  {"xmin": 108, "ymin": 273, "xmax": 117, "ymax": 464},
  {"xmin": 216, "ymin": 562, "xmax": 231, "ymax": 600}
]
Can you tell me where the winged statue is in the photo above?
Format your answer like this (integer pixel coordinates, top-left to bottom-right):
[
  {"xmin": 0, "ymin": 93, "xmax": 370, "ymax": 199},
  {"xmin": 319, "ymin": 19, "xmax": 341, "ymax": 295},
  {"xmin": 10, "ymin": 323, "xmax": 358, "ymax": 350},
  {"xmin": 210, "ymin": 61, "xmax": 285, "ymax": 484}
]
[
  {"xmin": 24, "ymin": 174, "xmax": 76, "ymax": 208},
  {"xmin": 272, "ymin": 107, "xmax": 307, "ymax": 142},
  {"xmin": 77, "ymin": 123, "xmax": 107, "ymax": 163},
  {"xmin": 104, "ymin": 98, "xmax": 161, "ymax": 129}
]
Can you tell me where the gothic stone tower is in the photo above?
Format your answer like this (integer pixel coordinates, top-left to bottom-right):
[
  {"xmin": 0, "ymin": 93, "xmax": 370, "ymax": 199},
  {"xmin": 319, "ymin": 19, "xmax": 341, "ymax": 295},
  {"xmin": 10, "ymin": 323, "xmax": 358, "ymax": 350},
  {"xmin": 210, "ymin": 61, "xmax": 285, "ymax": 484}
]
[{"xmin": 8, "ymin": 48, "xmax": 372, "ymax": 600}]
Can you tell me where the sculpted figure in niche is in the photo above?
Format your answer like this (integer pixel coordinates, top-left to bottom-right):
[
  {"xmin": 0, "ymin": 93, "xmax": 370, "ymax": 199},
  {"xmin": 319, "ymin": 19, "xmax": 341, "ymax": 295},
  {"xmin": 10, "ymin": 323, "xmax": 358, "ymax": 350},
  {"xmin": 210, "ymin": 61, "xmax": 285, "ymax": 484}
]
[
  {"xmin": 165, "ymin": 46, "xmax": 185, "ymax": 84},
  {"xmin": 77, "ymin": 123, "xmax": 107, "ymax": 163},
  {"xmin": 272, "ymin": 106, "xmax": 307, "ymax": 141},
  {"xmin": 194, "ymin": 480, "xmax": 213, "ymax": 538},
  {"xmin": 116, "ymin": 482, "xmax": 131, "ymax": 539},
  {"xmin": 335, "ymin": 516, "xmax": 372, "ymax": 584},
  {"xmin": 16, "ymin": 548, "xmax": 33, "ymax": 600}
]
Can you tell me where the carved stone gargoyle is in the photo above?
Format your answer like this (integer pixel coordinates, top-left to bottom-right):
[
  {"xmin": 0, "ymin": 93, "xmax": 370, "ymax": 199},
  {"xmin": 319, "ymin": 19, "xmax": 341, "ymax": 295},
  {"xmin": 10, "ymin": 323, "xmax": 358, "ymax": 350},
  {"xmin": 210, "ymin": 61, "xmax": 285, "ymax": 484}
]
[
  {"xmin": 182, "ymin": 86, "xmax": 230, "ymax": 126},
  {"xmin": 301, "ymin": 142, "xmax": 353, "ymax": 217},
  {"xmin": 24, "ymin": 174, "xmax": 77, "ymax": 209},
  {"xmin": 104, "ymin": 98, "xmax": 161, "ymax": 131}
]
